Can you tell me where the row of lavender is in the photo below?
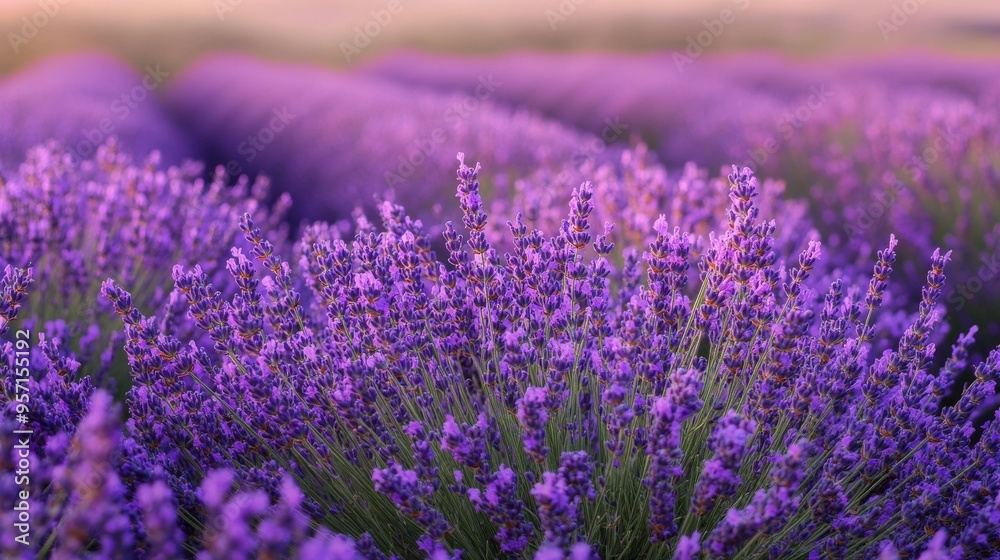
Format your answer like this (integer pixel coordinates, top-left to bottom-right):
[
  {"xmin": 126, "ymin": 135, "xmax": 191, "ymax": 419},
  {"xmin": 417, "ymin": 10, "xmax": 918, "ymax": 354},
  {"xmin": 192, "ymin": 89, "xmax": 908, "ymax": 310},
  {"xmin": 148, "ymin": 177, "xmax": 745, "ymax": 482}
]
[
  {"xmin": 0, "ymin": 53, "xmax": 591, "ymax": 229},
  {"xmin": 2, "ymin": 140, "xmax": 998, "ymax": 557}
]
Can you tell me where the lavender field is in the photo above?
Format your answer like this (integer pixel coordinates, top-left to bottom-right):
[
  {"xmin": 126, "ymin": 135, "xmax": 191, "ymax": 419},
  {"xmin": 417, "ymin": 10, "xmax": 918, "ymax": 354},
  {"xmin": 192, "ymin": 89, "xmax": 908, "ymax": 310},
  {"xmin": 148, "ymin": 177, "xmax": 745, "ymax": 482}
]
[{"xmin": 1, "ymin": 3, "xmax": 999, "ymax": 559}]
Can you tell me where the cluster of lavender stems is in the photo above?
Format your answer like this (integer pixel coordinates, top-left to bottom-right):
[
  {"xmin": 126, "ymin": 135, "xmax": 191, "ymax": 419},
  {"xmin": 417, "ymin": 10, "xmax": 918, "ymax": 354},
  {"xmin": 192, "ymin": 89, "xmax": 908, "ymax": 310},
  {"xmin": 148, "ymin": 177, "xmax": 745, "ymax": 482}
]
[
  {"xmin": 0, "ymin": 139, "xmax": 288, "ymax": 391},
  {"xmin": 1, "ymin": 143, "xmax": 998, "ymax": 558},
  {"xmin": 485, "ymin": 143, "xmax": 926, "ymax": 359}
]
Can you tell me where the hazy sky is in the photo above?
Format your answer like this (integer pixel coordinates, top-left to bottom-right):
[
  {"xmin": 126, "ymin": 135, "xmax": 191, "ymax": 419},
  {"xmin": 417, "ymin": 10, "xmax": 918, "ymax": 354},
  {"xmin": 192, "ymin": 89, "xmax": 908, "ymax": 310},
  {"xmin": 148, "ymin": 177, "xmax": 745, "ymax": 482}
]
[
  {"xmin": 2, "ymin": 0, "xmax": 998, "ymax": 72},
  {"xmin": 2, "ymin": 0, "xmax": 998, "ymax": 20}
]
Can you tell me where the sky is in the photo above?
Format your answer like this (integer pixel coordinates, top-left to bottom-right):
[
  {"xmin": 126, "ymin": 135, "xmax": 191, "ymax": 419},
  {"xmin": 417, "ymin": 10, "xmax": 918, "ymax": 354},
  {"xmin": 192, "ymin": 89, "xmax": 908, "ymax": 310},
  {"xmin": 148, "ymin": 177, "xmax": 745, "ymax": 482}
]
[{"xmin": 1, "ymin": 0, "xmax": 999, "ymax": 73}]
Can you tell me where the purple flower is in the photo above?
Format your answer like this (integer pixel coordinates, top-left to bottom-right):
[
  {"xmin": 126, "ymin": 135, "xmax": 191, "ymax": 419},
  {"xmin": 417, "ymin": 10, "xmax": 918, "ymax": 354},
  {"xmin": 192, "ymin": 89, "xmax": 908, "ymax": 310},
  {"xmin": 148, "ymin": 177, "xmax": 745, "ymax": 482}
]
[
  {"xmin": 372, "ymin": 461, "xmax": 451, "ymax": 544},
  {"xmin": 517, "ymin": 386, "xmax": 550, "ymax": 463},
  {"xmin": 135, "ymin": 480, "xmax": 185, "ymax": 560},
  {"xmin": 673, "ymin": 532, "xmax": 701, "ymax": 560},
  {"xmin": 531, "ymin": 472, "xmax": 578, "ymax": 549},
  {"xmin": 197, "ymin": 470, "xmax": 270, "ymax": 560},
  {"xmin": 705, "ymin": 442, "xmax": 808, "ymax": 557},
  {"xmin": 533, "ymin": 541, "xmax": 596, "ymax": 560},
  {"xmin": 466, "ymin": 465, "xmax": 534, "ymax": 554},
  {"xmin": 691, "ymin": 411, "xmax": 756, "ymax": 515},
  {"xmin": 51, "ymin": 390, "xmax": 135, "ymax": 559},
  {"xmin": 257, "ymin": 477, "xmax": 311, "ymax": 559},
  {"xmin": 646, "ymin": 368, "xmax": 703, "ymax": 542},
  {"xmin": 441, "ymin": 413, "xmax": 490, "ymax": 472},
  {"xmin": 298, "ymin": 530, "xmax": 364, "ymax": 559},
  {"xmin": 916, "ymin": 530, "xmax": 959, "ymax": 560},
  {"xmin": 0, "ymin": 266, "xmax": 31, "ymax": 335}
]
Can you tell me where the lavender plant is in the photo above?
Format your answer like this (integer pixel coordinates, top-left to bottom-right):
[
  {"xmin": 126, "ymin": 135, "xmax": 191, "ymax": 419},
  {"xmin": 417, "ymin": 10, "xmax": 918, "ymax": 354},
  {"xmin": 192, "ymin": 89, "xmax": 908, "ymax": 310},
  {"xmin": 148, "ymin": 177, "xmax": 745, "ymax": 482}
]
[
  {"xmin": 96, "ymin": 157, "xmax": 999, "ymax": 558},
  {"xmin": 358, "ymin": 50, "xmax": 819, "ymax": 171},
  {"xmin": 484, "ymin": 143, "xmax": 923, "ymax": 358},
  {"xmin": 1, "ymin": 265, "xmax": 98, "ymax": 559},
  {"xmin": 0, "ymin": 139, "xmax": 289, "ymax": 393},
  {"xmin": 735, "ymin": 83, "xmax": 1000, "ymax": 332},
  {"xmin": 1, "ymin": 267, "xmax": 376, "ymax": 559},
  {"xmin": 361, "ymin": 51, "xmax": 1000, "ymax": 177}
]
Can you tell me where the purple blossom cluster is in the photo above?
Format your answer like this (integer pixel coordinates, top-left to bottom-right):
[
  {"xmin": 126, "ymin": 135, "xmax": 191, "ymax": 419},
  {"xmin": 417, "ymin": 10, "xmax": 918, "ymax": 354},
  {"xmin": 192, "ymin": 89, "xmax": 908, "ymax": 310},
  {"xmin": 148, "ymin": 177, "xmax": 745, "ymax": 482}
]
[
  {"xmin": 741, "ymin": 82, "xmax": 1000, "ymax": 331},
  {"xmin": 690, "ymin": 410, "xmax": 755, "ymax": 516},
  {"xmin": 486, "ymin": 142, "xmax": 924, "ymax": 359},
  {"xmin": 0, "ymin": 139, "xmax": 288, "ymax": 388}
]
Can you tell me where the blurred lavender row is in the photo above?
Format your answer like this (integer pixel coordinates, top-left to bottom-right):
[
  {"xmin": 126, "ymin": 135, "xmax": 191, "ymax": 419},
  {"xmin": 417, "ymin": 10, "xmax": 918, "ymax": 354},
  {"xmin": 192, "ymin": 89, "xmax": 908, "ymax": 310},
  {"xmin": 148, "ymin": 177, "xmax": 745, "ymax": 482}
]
[
  {"xmin": 0, "ymin": 53, "xmax": 191, "ymax": 168},
  {"xmin": 164, "ymin": 54, "xmax": 595, "ymax": 227},
  {"xmin": 359, "ymin": 50, "xmax": 1000, "ymax": 170},
  {"xmin": 0, "ymin": 52, "xmax": 598, "ymax": 231}
]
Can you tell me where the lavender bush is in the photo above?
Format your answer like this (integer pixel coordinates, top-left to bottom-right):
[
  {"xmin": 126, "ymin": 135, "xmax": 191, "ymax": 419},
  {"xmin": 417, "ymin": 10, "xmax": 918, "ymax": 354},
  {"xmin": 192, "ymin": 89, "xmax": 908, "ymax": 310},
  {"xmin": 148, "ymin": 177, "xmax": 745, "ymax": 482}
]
[
  {"xmin": 0, "ymin": 139, "xmax": 288, "ymax": 392},
  {"xmin": 732, "ymin": 83, "xmax": 1000, "ymax": 335},
  {"xmin": 359, "ymin": 51, "xmax": 820, "ymax": 171},
  {"xmin": 70, "ymin": 156, "xmax": 998, "ymax": 558},
  {"xmin": 360, "ymin": 51, "xmax": 1000, "ymax": 173},
  {"xmin": 484, "ymin": 143, "xmax": 924, "ymax": 358}
]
